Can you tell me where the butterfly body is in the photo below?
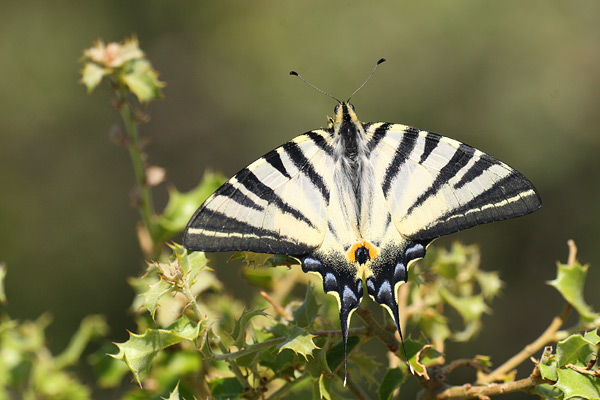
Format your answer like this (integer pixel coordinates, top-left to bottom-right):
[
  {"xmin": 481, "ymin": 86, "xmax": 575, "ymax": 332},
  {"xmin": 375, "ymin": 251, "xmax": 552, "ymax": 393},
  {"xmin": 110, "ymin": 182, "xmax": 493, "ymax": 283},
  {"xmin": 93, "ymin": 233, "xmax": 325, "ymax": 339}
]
[{"xmin": 184, "ymin": 102, "xmax": 541, "ymax": 363}]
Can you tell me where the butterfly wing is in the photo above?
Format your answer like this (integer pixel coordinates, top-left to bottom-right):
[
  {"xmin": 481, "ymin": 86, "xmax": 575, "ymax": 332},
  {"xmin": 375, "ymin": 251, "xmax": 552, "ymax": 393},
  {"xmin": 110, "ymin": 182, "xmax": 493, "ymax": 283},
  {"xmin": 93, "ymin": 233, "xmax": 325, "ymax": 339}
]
[
  {"xmin": 184, "ymin": 130, "xmax": 335, "ymax": 255},
  {"xmin": 361, "ymin": 122, "xmax": 541, "ymax": 342},
  {"xmin": 366, "ymin": 123, "xmax": 541, "ymax": 241}
]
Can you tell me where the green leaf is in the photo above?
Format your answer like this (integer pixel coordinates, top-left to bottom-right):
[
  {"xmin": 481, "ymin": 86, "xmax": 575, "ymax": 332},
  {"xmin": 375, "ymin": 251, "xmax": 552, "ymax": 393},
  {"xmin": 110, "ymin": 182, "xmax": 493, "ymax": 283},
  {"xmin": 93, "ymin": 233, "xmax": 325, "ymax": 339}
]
[
  {"xmin": 438, "ymin": 287, "xmax": 490, "ymax": 322},
  {"xmin": 141, "ymin": 278, "xmax": 173, "ymax": 320},
  {"xmin": 557, "ymin": 334, "xmax": 597, "ymax": 368},
  {"xmin": 351, "ymin": 352, "xmax": 381, "ymax": 386},
  {"xmin": 111, "ymin": 315, "xmax": 202, "ymax": 385},
  {"xmin": 293, "ymin": 285, "xmax": 320, "ymax": 328},
  {"xmin": 326, "ymin": 336, "xmax": 360, "ymax": 372},
  {"xmin": 403, "ymin": 339, "xmax": 443, "ymax": 379},
  {"xmin": 555, "ymin": 367, "xmax": 600, "ymax": 399},
  {"xmin": 80, "ymin": 62, "xmax": 108, "ymax": 92},
  {"xmin": 277, "ymin": 326, "xmax": 318, "ymax": 360},
  {"xmin": 209, "ymin": 377, "xmax": 244, "ymax": 400},
  {"xmin": 306, "ymin": 342, "xmax": 333, "ymax": 377},
  {"xmin": 378, "ymin": 368, "xmax": 407, "ymax": 400},
  {"xmin": 531, "ymin": 383, "xmax": 565, "ymax": 400},
  {"xmin": 548, "ymin": 262, "xmax": 599, "ymax": 322},
  {"xmin": 122, "ymin": 59, "xmax": 165, "ymax": 103},
  {"xmin": 584, "ymin": 328, "xmax": 600, "ymax": 345},
  {"xmin": 318, "ymin": 374, "xmax": 332, "ymax": 400},
  {"xmin": 418, "ymin": 311, "xmax": 451, "ymax": 345},
  {"xmin": 231, "ymin": 309, "xmax": 267, "ymax": 348},
  {"xmin": 0, "ymin": 263, "xmax": 6, "ymax": 304},
  {"xmin": 476, "ymin": 270, "xmax": 503, "ymax": 300},
  {"xmin": 260, "ymin": 348, "xmax": 296, "ymax": 373},
  {"xmin": 156, "ymin": 173, "xmax": 226, "ymax": 241},
  {"xmin": 164, "ymin": 381, "xmax": 180, "ymax": 400}
]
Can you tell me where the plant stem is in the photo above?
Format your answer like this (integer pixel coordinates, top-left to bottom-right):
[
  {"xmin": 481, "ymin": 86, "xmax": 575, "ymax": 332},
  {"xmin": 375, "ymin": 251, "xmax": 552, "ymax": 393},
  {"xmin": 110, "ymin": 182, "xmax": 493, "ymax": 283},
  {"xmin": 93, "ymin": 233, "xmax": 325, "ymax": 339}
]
[
  {"xmin": 477, "ymin": 303, "xmax": 571, "ymax": 384},
  {"xmin": 214, "ymin": 337, "xmax": 287, "ymax": 362},
  {"xmin": 355, "ymin": 307, "xmax": 399, "ymax": 353},
  {"xmin": 118, "ymin": 93, "xmax": 158, "ymax": 253},
  {"xmin": 431, "ymin": 370, "xmax": 545, "ymax": 399}
]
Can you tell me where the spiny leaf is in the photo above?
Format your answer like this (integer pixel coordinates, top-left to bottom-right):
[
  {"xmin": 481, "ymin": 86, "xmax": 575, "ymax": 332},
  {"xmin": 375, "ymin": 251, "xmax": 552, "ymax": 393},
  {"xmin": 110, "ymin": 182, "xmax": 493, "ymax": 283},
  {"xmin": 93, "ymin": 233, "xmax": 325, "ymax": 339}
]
[
  {"xmin": 231, "ymin": 309, "xmax": 268, "ymax": 348},
  {"xmin": 292, "ymin": 285, "xmax": 320, "ymax": 328},
  {"xmin": 418, "ymin": 311, "xmax": 451, "ymax": 345},
  {"xmin": 306, "ymin": 341, "xmax": 333, "ymax": 377},
  {"xmin": 80, "ymin": 62, "xmax": 108, "ymax": 92},
  {"xmin": 141, "ymin": 278, "xmax": 173, "ymax": 320},
  {"xmin": 555, "ymin": 367, "xmax": 600, "ymax": 399},
  {"xmin": 122, "ymin": 59, "xmax": 164, "ymax": 103},
  {"xmin": 378, "ymin": 368, "xmax": 407, "ymax": 400},
  {"xmin": 548, "ymin": 262, "xmax": 599, "ymax": 322},
  {"xmin": 163, "ymin": 381, "xmax": 180, "ymax": 400},
  {"xmin": 584, "ymin": 329, "xmax": 600, "ymax": 345},
  {"xmin": 403, "ymin": 339, "xmax": 443, "ymax": 379},
  {"xmin": 351, "ymin": 352, "xmax": 381, "ymax": 387},
  {"xmin": 277, "ymin": 326, "xmax": 318, "ymax": 360},
  {"xmin": 438, "ymin": 287, "xmax": 490, "ymax": 322},
  {"xmin": 111, "ymin": 315, "xmax": 202, "ymax": 385},
  {"xmin": 557, "ymin": 333, "xmax": 597, "ymax": 368}
]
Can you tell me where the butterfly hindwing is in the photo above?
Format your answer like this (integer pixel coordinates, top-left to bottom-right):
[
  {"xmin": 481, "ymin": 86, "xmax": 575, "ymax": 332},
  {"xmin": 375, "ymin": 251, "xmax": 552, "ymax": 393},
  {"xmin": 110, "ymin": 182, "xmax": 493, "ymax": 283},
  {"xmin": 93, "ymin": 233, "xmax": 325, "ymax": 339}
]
[
  {"xmin": 184, "ymin": 130, "xmax": 335, "ymax": 254},
  {"xmin": 365, "ymin": 123, "xmax": 542, "ymax": 242}
]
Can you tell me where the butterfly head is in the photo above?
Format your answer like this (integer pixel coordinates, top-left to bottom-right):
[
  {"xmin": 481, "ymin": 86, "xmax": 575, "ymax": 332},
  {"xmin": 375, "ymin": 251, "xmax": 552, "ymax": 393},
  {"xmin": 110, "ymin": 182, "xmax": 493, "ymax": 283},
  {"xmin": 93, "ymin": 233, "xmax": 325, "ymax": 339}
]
[{"xmin": 333, "ymin": 102, "xmax": 360, "ymax": 126}]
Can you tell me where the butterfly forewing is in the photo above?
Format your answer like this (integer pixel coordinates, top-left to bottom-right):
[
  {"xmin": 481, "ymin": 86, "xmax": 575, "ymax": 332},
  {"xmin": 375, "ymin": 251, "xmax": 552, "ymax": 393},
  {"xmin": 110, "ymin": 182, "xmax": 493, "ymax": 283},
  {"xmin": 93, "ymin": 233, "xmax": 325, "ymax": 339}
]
[
  {"xmin": 184, "ymin": 130, "xmax": 336, "ymax": 254},
  {"xmin": 365, "ymin": 123, "xmax": 541, "ymax": 241}
]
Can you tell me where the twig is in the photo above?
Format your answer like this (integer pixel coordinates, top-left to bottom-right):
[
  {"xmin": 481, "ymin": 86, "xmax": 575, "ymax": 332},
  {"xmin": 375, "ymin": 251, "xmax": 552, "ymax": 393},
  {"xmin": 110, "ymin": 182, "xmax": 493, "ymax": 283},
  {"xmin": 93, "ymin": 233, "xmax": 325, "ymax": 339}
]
[
  {"xmin": 567, "ymin": 239, "xmax": 577, "ymax": 266},
  {"xmin": 477, "ymin": 303, "xmax": 572, "ymax": 384},
  {"xmin": 260, "ymin": 291, "xmax": 292, "ymax": 320},
  {"xmin": 433, "ymin": 372, "xmax": 545, "ymax": 399},
  {"xmin": 441, "ymin": 358, "xmax": 489, "ymax": 377},
  {"xmin": 565, "ymin": 363, "xmax": 600, "ymax": 377},
  {"xmin": 214, "ymin": 337, "xmax": 287, "ymax": 361},
  {"xmin": 118, "ymin": 93, "xmax": 159, "ymax": 257},
  {"xmin": 355, "ymin": 307, "xmax": 398, "ymax": 353},
  {"xmin": 214, "ymin": 327, "xmax": 367, "ymax": 361}
]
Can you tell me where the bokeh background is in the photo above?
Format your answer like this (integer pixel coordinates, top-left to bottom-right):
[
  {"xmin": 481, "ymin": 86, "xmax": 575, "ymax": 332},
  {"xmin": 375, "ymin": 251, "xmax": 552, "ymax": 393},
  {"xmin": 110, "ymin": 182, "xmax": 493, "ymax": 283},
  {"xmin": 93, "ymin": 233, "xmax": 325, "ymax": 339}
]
[{"xmin": 1, "ymin": 1, "xmax": 599, "ymax": 397}]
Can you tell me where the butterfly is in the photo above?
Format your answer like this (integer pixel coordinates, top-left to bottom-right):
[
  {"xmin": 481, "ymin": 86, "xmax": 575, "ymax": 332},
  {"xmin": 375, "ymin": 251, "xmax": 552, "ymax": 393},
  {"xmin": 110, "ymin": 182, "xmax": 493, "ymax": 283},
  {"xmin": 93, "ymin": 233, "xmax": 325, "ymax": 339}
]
[{"xmin": 183, "ymin": 60, "xmax": 541, "ymax": 376}]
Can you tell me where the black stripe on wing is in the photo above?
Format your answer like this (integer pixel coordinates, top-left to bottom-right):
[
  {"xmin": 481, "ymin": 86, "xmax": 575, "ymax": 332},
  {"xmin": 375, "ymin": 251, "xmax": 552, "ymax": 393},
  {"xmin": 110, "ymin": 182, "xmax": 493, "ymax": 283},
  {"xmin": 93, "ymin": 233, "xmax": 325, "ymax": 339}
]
[
  {"xmin": 411, "ymin": 171, "xmax": 541, "ymax": 241},
  {"xmin": 282, "ymin": 141, "xmax": 330, "ymax": 203},
  {"xmin": 235, "ymin": 168, "xmax": 316, "ymax": 229},
  {"xmin": 184, "ymin": 211, "xmax": 309, "ymax": 254},
  {"xmin": 381, "ymin": 131, "xmax": 418, "ymax": 195},
  {"xmin": 405, "ymin": 143, "xmax": 475, "ymax": 215}
]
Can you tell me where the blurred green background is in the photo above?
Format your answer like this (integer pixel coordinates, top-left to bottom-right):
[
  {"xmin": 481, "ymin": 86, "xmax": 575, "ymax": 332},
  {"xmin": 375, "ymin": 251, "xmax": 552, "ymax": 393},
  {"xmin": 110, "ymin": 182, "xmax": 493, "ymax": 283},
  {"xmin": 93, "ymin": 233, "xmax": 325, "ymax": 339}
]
[{"xmin": 1, "ymin": 0, "xmax": 599, "ymax": 396}]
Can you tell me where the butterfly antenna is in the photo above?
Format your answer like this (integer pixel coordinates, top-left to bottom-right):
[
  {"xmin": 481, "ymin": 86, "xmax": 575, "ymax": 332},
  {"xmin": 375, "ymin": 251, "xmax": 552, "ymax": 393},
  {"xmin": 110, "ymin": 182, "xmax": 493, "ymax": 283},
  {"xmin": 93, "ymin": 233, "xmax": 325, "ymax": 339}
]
[
  {"xmin": 347, "ymin": 58, "xmax": 386, "ymax": 102},
  {"xmin": 290, "ymin": 70, "xmax": 342, "ymax": 103}
]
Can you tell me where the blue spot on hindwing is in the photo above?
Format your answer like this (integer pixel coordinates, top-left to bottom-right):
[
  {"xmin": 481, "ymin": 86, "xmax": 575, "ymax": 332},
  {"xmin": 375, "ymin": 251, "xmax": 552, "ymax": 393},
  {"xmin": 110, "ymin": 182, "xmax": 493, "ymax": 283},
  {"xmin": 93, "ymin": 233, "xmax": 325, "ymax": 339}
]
[
  {"xmin": 394, "ymin": 263, "xmax": 407, "ymax": 282},
  {"xmin": 324, "ymin": 273, "xmax": 337, "ymax": 291},
  {"xmin": 377, "ymin": 280, "xmax": 392, "ymax": 302}
]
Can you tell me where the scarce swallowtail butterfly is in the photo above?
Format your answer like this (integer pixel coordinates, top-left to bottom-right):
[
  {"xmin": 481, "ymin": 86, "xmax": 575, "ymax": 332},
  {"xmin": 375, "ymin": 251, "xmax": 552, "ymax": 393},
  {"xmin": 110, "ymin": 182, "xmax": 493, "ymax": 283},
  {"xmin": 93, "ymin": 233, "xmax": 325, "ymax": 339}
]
[{"xmin": 184, "ymin": 59, "xmax": 541, "ymax": 376}]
